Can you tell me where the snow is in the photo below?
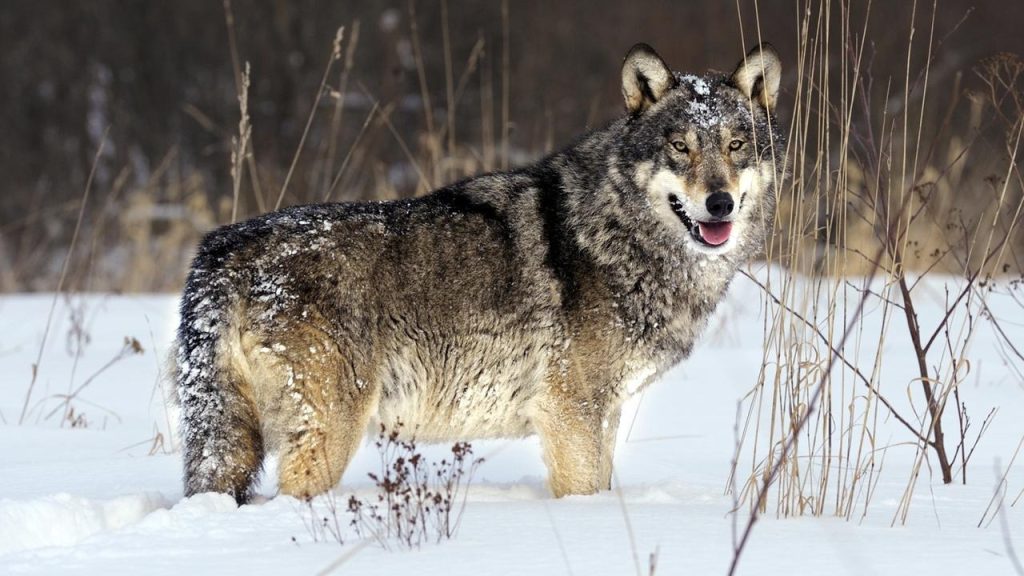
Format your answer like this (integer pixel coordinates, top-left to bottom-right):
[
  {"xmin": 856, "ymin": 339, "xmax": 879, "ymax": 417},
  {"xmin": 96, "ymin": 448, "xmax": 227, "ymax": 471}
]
[
  {"xmin": 0, "ymin": 492, "xmax": 170, "ymax": 555},
  {"xmin": 1, "ymin": 273, "xmax": 1022, "ymax": 575},
  {"xmin": 680, "ymin": 74, "xmax": 720, "ymax": 127},
  {"xmin": 681, "ymin": 74, "xmax": 710, "ymax": 96}
]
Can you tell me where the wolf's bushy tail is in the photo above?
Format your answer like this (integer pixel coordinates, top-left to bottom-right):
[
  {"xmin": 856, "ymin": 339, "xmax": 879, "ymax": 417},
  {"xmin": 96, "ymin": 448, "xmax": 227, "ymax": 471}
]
[{"xmin": 176, "ymin": 230, "xmax": 263, "ymax": 504}]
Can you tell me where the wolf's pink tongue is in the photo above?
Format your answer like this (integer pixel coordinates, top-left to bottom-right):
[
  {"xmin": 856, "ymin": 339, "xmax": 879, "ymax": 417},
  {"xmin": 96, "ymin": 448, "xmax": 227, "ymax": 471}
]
[{"xmin": 698, "ymin": 221, "xmax": 733, "ymax": 246}]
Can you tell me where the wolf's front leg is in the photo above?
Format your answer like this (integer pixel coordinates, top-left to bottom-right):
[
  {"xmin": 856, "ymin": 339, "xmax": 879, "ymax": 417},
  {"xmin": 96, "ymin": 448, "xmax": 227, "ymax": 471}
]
[{"xmin": 535, "ymin": 378, "xmax": 623, "ymax": 497}]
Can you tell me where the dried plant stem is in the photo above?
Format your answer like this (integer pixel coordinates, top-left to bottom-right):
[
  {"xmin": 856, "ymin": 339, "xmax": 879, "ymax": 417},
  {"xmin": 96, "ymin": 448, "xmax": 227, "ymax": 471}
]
[
  {"xmin": 500, "ymin": 0, "xmax": 510, "ymax": 169},
  {"xmin": 345, "ymin": 423, "xmax": 482, "ymax": 549},
  {"xmin": 18, "ymin": 130, "xmax": 107, "ymax": 425},
  {"xmin": 408, "ymin": 0, "xmax": 438, "ymax": 189},
  {"xmin": 323, "ymin": 103, "xmax": 379, "ymax": 203},
  {"xmin": 541, "ymin": 502, "xmax": 575, "ymax": 576},
  {"xmin": 223, "ymin": 0, "xmax": 266, "ymax": 214},
  {"xmin": 441, "ymin": 0, "xmax": 456, "ymax": 178},
  {"xmin": 357, "ymin": 83, "xmax": 431, "ymax": 192},
  {"xmin": 50, "ymin": 337, "xmax": 144, "ymax": 423},
  {"xmin": 978, "ymin": 434, "xmax": 1024, "ymax": 528},
  {"xmin": 314, "ymin": 540, "xmax": 371, "ymax": 576},
  {"xmin": 612, "ymin": 471, "xmax": 643, "ymax": 576},
  {"xmin": 321, "ymin": 20, "xmax": 360, "ymax": 198},
  {"xmin": 739, "ymin": 270, "xmax": 929, "ymax": 446},
  {"xmin": 275, "ymin": 27, "xmax": 344, "ymax": 211},
  {"xmin": 436, "ymin": 36, "xmax": 486, "ymax": 146},
  {"xmin": 229, "ymin": 63, "xmax": 252, "ymax": 224}
]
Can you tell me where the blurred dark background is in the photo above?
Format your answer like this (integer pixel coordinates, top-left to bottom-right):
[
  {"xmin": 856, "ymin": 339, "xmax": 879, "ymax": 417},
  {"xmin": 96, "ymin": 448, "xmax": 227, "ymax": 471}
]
[{"xmin": 1, "ymin": 0, "xmax": 1022, "ymax": 290}]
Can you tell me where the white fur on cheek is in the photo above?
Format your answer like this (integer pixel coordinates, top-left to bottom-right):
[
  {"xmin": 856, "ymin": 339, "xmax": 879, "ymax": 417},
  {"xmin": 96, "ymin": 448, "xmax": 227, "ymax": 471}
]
[
  {"xmin": 645, "ymin": 169, "xmax": 689, "ymax": 227},
  {"xmin": 649, "ymin": 169, "xmax": 704, "ymax": 215},
  {"xmin": 649, "ymin": 168, "xmax": 684, "ymax": 197},
  {"xmin": 738, "ymin": 167, "xmax": 761, "ymax": 199}
]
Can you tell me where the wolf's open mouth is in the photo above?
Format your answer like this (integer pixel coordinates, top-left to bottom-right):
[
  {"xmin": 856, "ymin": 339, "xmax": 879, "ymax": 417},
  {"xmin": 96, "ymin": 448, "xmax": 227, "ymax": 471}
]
[{"xmin": 668, "ymin": 194, "xmax": 733, "ymax": 247}]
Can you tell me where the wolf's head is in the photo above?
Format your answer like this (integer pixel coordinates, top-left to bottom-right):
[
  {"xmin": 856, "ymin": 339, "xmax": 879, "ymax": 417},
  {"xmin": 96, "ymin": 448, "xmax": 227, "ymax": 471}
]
[{"xmin": 611, "ymin": 43, "xmax": 784, "ymax": 258}]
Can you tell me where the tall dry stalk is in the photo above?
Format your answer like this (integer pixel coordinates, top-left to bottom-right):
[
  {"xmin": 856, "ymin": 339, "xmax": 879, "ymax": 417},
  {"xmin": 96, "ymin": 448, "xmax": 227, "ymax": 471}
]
[
  {"xmin": 500, "ymin": 0, "xmax": 510, "ymax": 170},
  {"xmin": 223, "ymin": 0, "xmax": 266, "ymax": 214},
  {"xmin": 229, "ymin": 63, "xmax": 251, "ymax": 224},
  {"xmin": 441, "ymin": 0, "xmax": 456, "ymax": 181},
  {"xmin": 274, "ymin": 27, "xmax": 345, "ymax": 211},
  {"xmin": 19, "ymin": 130, "xmax": 107, "ymax": 424},
  {"xmin": 409, "ymin": 0, "xmax": 440, "ymax": 189},
  {"xmin": 320, "ymin": 20, "xmax": 361, "ymax": 199}
]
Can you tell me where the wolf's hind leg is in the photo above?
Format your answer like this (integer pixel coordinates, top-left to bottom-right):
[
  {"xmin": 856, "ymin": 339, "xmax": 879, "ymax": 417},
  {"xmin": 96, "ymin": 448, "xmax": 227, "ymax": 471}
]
[
  {"xmin": 276, "ymin": 385, "xmax": 376, "ymax": 500},
  {"xmin": 180, "ymin": 364, "xmax": 264, "ymax": 505},
  {"xmin": 277, "ymin": 405, "xmax": 371, "ymax": 501},
  {"xmin": 252, "ymin": 331, "xmax": 376, "ymax": 501}
]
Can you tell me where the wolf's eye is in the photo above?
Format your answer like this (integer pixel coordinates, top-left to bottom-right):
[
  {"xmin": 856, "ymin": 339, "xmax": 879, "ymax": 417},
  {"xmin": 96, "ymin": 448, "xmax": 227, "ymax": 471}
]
[
  {"xmin": 670, "ymin": 141, "xmax": 689, "ymax": 154},
  {"xmin": 729, "ymin": 139, "xmax": 745, "ymax": 151}
]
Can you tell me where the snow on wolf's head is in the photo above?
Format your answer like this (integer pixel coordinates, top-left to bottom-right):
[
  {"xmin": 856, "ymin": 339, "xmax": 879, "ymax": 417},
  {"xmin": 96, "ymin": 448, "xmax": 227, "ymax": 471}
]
[{"xmin": 615, "ymin": 43, "xmax": 784, "ymax": 259}]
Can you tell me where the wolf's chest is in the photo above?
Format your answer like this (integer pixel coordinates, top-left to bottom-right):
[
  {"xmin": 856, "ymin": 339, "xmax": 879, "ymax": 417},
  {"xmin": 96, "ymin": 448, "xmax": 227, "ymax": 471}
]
[{"xmin": 614, "ymin": 259, "xmax": 734, "ymax": 347}]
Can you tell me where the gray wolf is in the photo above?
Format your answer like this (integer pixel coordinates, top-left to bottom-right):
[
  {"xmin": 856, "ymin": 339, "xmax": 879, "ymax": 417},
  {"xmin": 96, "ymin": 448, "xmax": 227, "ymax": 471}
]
[{"xmin": 175, "ymin": 43, "xmax": 784, "ymax": 503}]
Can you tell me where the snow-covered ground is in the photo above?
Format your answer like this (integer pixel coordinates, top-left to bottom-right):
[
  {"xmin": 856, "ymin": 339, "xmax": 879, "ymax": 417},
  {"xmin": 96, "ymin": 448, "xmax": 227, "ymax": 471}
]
[{"xmin": 1, "ymin": 273, "xmax": 1022, "ymax": 575}]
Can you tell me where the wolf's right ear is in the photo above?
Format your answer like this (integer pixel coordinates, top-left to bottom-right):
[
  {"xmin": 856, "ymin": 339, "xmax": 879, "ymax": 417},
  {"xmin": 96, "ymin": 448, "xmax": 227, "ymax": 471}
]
[{"xmin": 622, "ymin": 44, "xmax": 676, "ymax": 114}]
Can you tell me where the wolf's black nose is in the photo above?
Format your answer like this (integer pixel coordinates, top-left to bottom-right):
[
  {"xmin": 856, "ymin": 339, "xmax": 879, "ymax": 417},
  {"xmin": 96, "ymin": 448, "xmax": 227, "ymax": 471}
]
[{"xmin": 706, "ymin": 192, "xmax": 734, "ymax": 218}]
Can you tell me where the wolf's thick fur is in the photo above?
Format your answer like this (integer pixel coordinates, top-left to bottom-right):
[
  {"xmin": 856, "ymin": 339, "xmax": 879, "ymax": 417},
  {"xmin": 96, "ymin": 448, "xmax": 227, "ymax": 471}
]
[{"xmin": 176, "ymin": 44, "xmax": 785, "ymax": 503}]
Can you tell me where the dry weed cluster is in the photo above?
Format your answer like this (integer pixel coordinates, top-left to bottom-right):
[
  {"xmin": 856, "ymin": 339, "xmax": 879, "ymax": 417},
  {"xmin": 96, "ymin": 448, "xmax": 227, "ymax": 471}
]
[{"xmin": 301, "ymin": 422, "xmax": 483, "ymax": 550}]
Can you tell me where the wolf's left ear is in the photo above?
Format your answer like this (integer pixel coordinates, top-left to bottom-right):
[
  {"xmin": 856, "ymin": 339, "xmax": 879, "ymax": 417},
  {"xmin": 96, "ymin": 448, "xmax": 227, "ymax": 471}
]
[
  {"xmin": 622, "ymin": 43, "xmax": 677, "ymax": 114},
  {"xmin": 731, "ymin": 44, "xmax": 781, "ymax": 110}
]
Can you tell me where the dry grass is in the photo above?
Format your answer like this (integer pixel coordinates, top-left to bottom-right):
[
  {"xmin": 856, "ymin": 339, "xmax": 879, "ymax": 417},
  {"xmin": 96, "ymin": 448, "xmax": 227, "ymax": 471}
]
[
  {"xmin": 726, "ymin": 2, "xmax": 1024, "ymax": 571},
  {"xmin": 727, "ymin": 5, "xmax": 1024, "ymax": 571}
]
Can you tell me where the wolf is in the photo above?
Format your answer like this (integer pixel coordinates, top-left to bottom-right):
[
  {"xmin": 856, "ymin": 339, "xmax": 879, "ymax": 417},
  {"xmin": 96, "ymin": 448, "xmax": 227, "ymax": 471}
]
[{"xmin": 175, "ymin": 43, "xmax": 784, "ymax": 503}]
